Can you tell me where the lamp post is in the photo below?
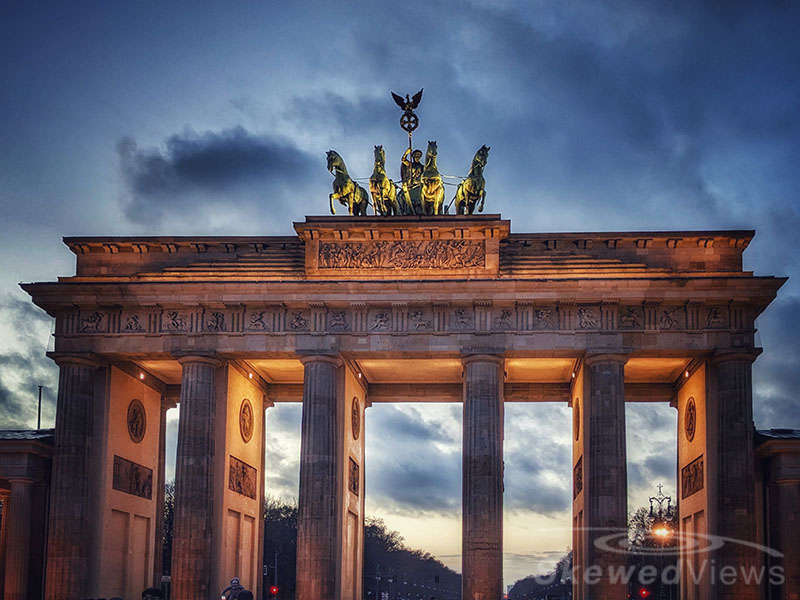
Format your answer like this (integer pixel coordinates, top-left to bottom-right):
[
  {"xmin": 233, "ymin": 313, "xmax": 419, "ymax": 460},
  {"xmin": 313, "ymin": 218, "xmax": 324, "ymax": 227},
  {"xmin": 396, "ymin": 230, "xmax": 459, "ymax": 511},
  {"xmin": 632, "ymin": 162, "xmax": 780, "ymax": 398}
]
[{"xmin": 648, "ymin": 484, "xmax": 674, "ymax": 600}]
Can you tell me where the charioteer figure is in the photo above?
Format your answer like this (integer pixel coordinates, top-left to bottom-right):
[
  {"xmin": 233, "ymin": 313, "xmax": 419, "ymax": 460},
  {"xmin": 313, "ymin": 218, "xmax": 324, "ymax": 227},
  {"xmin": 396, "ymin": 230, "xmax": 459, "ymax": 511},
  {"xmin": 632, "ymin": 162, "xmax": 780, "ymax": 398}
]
[{"xmin": 400, "ymin": 147, "xmax": 424, "ymax": 214}]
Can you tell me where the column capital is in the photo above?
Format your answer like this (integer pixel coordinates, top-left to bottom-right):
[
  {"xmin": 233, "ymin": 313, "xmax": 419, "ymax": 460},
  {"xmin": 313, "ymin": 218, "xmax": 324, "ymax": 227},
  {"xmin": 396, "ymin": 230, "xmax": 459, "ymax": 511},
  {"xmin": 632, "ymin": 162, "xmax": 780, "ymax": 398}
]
[
  {"xmin": 174, "ymin": 354, "xmax": 222, "ymax": 368},
  {"xmin": 47, "ymin": 352, "xmax": 103, "ymax": 369},
  {"xmin": 712, "ymin": 349, "xmax": 761, "ymax": 366},
  {"xmin": 461, "ymin": 354, "xmax": 505, "ymax": 367},
  {"xmin": 584, "ymin": 352, "xmax": 629, "ymax": 367},
  {"xmin": 774, "ymin": 477, "xmax": 800, "ymax": 486},
  {"xmin": 7, "ymin": 477, "xmax": 35, "ymax": 487},
  {"xmin": 298, "ymin": 354, "xmax": 342, "ymax": 367}
]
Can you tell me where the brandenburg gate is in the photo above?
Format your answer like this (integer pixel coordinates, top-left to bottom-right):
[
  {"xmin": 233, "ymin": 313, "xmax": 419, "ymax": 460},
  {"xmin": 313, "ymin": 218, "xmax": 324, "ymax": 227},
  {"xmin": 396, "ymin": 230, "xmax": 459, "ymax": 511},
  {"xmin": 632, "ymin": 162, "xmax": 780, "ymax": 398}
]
[{"xmin": 22, "ymin": 214, "xmax": 784, "ymax": 600}]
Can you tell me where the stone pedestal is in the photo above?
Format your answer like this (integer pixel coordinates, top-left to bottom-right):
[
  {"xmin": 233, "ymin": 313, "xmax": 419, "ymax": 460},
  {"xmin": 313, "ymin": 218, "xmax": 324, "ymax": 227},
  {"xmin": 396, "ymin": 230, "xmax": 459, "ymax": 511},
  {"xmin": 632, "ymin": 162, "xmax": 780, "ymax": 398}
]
[
  {"xmin": 713, "ymin": 354, "xmax": 758, "ymax": 600},
  {"xmin": 45, "ymin": 356, "xmax": 99, "ymax": 600},
  {"xmin": 171, "ymin": 356, "xmax": 220, "ymax": 600},
  {"xmin": 462, "ymin": 355, "xmax": 504, "ymax": 600},
  {"xmin": 584, "ymin": 354, "xmax": 628, "ymax": 600},
  {"xmin": 3, "ymin": 479, "xmax": 33, "ymax": 600},
  {"xmin": 296, "ymin": 356, "xmax": 342, "ymax": 600}
]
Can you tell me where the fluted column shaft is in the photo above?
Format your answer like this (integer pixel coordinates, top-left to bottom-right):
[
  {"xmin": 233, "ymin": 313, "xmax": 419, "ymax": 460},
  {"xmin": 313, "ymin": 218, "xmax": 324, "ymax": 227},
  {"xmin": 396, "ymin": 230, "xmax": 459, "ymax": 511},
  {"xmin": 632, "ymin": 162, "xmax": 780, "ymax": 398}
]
[
  {"xmin": 714, "ymin": 354, "xmax": 758, "ymax": 600},
  {"xmin": 45, "ymin": 356, "xmax": 98, "ymax": 600},
  {"xmin": 154, "ymin": 396, "xmax": 174, "ymax": 589},
  {"xmin": 4, "ymin": 479, "xmax": 33, "ymax": 600},
  {"xmin": 585, "ymin": 354, "xmax": 627, "ymax": 600},
  {"xmin": 0, "ymin": 491, "xmax": 9, "ymax": 593},
  {"xmin": 462, "ymin": 355, "xmax": 504, "ymax": 600},
  {"xmin": 770, "ymin": 480, "xmax": 800, "ymax": 600},
  {"xmin": 171, "ymin": 356, "xmax": 220, "ymax": 600},
  {"xmin": 296, "ymin": 356, "xmax": 341, "ymax": 600}
]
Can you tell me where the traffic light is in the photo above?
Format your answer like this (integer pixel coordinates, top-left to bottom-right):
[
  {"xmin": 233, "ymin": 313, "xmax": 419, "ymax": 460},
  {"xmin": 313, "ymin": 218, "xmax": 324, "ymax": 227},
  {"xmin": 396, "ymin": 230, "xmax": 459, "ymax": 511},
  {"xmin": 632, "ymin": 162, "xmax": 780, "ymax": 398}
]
[
  {"xmin": 638, "ymin": 588, "xmax": 651, "ymax": 598},
  {"xmin": 269, "ymin": 585, "xmax": 279, "ymax": 596}
]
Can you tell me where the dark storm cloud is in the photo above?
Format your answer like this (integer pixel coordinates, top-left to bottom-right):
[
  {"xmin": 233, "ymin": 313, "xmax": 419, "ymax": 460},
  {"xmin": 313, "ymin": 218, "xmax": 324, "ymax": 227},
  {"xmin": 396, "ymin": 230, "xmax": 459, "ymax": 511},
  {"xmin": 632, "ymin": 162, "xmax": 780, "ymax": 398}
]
[
  {"xmin": 117, "ymin": 127, "xmax": 319, "ymax": 226},
  {"xmin": 366, "ymin": 405, "xmax": 461, "ymax": 514},
  {"xmin": 503, "ymin": 404, "xmax": 573, "ymax": 515},
  {"xmin": 0, "ymin": 296, "xmax": 57, "ymax": 429},
  {"xmin": 753, "ymin": 296, "xmax": 800, "ymax": 428}
]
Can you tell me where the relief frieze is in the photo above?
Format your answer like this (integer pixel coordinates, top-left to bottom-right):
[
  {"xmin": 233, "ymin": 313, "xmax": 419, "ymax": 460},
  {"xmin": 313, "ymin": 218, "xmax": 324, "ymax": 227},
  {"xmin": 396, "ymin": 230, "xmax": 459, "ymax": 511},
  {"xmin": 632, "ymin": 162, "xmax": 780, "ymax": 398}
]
[
  {"xmin": 573, "ymin": 455, "xmax": 583, "ymax": 498},
  {"xmin": 409, "ymin": 309, "xmax": 432, "ymax": 331},
  {"xmin": 577, "ymin": 307, "xmax": 600, "ymax": 329},
  {"xmin": 228, "ymin": 455, "xmax": 257, "ymax": 499},
  {"xmin": 163, "ymin": 311, "xmax": 187, "ymax": 332},
  {"xmin": 494, "ymin": 309, "xmax": 514, "ymax": 330},
  {"xmin": 534, "ymin": 308, "xmax": 555, "ymax": 330},
  {"xmin": 681, "ymin": 455, "xmax": 704, "ymax": 499},
  {"xmin": 112, "ymin": 455, "xmax": 152, "ymax": 500},
  {"xmin": 451, "ymin": 307, "xmax": 473, "ymax": 329},
  {"xmin": 618, "ymin": 307, "xmax": 643, "ymax": 329},
  {"xmin": 288, "ymin": 311, "xmax": 309, "ymax": 331},
  {"xmin": 659, "ymin": 307, "xmax": 684, "ymax": 330},
  {"xmin": 318, "ymin": 240, "xmax": 485, "ymax": 270},
  {"xmin": 705, "ymin": 306, "xmax": 728, "ymax": 329},
  {"xmin": 369, "ymin": 310, "xmax": 391, "ymax": 332},
  {"xmin": 348, "ymin": 457, "xmax": 360, "ymax": 496},
  {"xmin": 247, "ymin": 310, "xmax": 269, "ymax": 331},
  {"xmin": 206, "ymin": 311, "xmax": 226, "ymax": 332},
  {"xmin": 329, "ymin": 310, "xmax": 348, "ymax": 331},
  {"xmin": 123, "ymin": 314, "xmax": 145, "ymax": 332},
  {"xmin": 71, "ymin": 302, "xmax": 746, "ymax": 336},
  {"xmin": 80, "ymin": 311, "xmax": 105, "ymax": 333}
]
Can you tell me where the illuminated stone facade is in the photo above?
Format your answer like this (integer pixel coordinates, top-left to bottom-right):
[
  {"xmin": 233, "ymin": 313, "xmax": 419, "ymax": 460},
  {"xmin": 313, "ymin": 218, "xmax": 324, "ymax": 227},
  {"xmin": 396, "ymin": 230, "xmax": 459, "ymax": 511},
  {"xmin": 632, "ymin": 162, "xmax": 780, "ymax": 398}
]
[{"xmin": 20, "ymin": 214, "xmax": 793, "ymax": 599}]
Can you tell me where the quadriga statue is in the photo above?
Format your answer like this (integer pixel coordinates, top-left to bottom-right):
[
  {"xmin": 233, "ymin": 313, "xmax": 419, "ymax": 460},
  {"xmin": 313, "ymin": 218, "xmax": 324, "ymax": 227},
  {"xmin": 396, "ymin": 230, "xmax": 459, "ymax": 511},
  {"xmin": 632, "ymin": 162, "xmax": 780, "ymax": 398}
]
[
  {"xmin": 327, "ymin": 150, "xmax": 369, "ymax": 216},
  {"xmin": 454, "ymin": 145, "xmax": 490, "ymax": 215}
]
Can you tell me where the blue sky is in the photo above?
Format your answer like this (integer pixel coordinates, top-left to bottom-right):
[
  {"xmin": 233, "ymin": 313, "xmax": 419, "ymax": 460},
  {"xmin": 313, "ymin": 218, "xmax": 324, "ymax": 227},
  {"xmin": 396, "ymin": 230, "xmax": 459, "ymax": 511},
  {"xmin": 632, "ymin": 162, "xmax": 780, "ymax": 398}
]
[{"xmin": 1, "ymin": 0, "xmax": 799, "ymax": 585}]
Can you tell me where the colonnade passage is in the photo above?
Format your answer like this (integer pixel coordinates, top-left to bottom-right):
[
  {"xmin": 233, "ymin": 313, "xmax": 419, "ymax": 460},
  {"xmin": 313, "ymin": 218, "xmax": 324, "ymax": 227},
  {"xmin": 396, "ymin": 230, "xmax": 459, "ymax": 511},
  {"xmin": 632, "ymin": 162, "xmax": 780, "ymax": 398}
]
[{"xmin": 34, "ymin": 349, "xmax": 765, "ymax": 600}]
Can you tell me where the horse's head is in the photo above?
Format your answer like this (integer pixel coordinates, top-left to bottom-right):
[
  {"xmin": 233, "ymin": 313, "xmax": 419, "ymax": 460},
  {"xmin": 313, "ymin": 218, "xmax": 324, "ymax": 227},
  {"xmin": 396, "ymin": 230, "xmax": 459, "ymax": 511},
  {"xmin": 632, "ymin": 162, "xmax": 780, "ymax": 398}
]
[
  {"xmin": 374, "ymin": 145, "xmax": 385, "ymax": 164},
  {"xmin": 474, "ymin": 145, "xmax": 490, "ymax": 167},
  {"xmin": 326, "ymin": 150, "xmax": 342, "ymax": 173},
  {"xmin": 425, "ymin": 140, "xmax": 438, "ymax": 168}
]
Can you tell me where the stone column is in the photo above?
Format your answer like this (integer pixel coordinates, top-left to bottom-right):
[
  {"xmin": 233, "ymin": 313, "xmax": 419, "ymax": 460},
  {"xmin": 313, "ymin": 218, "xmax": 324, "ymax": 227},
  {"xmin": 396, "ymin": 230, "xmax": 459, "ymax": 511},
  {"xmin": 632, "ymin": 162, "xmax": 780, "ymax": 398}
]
[
  {"xmin": 45, "ymin": 355, "xmax": 99, "ymax": 600},
  {"xmin": 171, "ymin": 356, "xmax": 220, "ymax": 600},
  {"xmin": 3, "ymin": 479, "xmax": 33, "ymax": 600},
  {"xmin": 153, "ymin": 396, "xmax": 176, "ymax": 589},
  {"xmin": 462, "ymin": 355, "xmax": 504, "ymax": 600},
  {"xmin": 713, "ymin": 353, "xmax": 758, "ymax": 600},
  {"xmin": 0, "ymin": 490, "xmax": 9, "ymax": 593},
  {"xmin": 584, "ymin": 353, "xmax": 628, "ymax": 599},
  {"xmin": 770, "ymin": 480, "xmax": 800, "ymax": 600},
  {"xmin": 296, "ymin": 355, "xmax": 341, "ymax": 600}
]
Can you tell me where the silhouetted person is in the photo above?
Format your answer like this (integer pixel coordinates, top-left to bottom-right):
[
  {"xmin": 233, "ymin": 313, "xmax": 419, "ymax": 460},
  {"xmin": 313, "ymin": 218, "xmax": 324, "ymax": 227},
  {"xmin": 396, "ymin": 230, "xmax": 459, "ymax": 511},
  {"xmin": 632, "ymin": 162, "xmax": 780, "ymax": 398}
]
[
  {"xmin": 142, "ymin": 587, "xmax": 164, "ymax": 600},
  {"xmin": 238, "ymin": 591, "xmax": 254, "ymax": 600},
  {"xmin": 221, "ymin": 577, "xmax": 245, "ymax": 599}
]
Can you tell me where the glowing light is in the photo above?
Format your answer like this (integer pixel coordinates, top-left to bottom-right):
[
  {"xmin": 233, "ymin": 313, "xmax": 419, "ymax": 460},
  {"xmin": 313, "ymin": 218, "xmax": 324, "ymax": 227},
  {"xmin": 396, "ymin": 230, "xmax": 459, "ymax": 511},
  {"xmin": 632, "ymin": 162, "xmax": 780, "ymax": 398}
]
[
  {"xmin": 358, "ymin": 372, "xmax": 362, "ymax": 379},
  {"xmin": 139, "ymin": 372, "xmax": 145, "ymax": 380},
  {"xmin": 248, "ymin": 372, "xmax": 253, "ymax": 379},
  {"xmin": 685, "ymin": 369, "xmax": 690, "ymax": 378},
  {"xmin": 653, "ymin": 526, "xmax": 671, "ymax": 538}
]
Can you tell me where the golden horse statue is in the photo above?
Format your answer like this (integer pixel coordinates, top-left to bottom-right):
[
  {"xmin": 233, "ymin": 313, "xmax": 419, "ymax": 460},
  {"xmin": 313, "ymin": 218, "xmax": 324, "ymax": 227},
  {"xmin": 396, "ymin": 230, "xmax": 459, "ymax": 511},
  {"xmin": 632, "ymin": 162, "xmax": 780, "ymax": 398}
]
[
  {"xmin": 420, "ymin": 140, "xmax": 444, "ymax": 215},
  {"xmin": 454, "ymin": 145, "xmax": 490, "ymax": 215},
  {"xmin": 369, "ymin": 145, "xmax": 401, "ymax": 216},
  {"xmin": 327, "ymin": 150, "xmax": 369, "ymax": 216}
]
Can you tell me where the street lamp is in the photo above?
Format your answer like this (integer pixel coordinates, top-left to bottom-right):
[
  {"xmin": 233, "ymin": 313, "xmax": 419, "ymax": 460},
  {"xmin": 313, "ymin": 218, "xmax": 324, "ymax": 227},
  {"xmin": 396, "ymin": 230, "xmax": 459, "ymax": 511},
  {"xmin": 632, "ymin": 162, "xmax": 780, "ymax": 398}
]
[{"xmin": 648, "ymin": 484, "xmax": 675, "ymax": 600}]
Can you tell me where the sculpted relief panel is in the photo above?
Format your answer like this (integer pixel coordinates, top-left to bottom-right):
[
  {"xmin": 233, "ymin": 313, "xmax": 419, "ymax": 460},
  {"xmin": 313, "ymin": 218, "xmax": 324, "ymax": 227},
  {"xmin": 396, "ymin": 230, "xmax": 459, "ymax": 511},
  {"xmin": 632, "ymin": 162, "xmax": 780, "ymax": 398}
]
[
  {"xmin": 318, "ymin": 240, "xmax": 485, "ymax": 270},
  {"xmin": 61, "ymin": 302, "xmax": 743, "ymax": 336}
]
